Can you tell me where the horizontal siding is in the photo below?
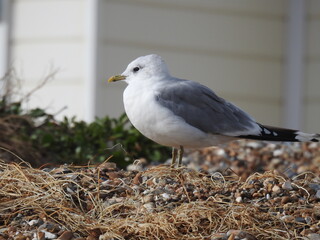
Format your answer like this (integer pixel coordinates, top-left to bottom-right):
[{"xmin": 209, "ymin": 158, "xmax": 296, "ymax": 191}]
[
  {"xmin": 234, "ymin": 101, "xmax": 281, "ymax": 127},
  {"xmin": 305, "ymin": 103, "xmax": 320, "ymax": 133},
  {"xmin": 305, "ymin": 0, "xmax": 320, "ymax": 132},
  {"xmin": 12, "ymin": 0, "xmax": 85, "ymax": 40},
  {"xmin": 107, "ymin": 0, "xmax": 287, "ymax": 18},
  {"xmin": 307, "ymin": 19, "xmax": 320, "ymax": 59},
  {"xmin": 100, "ymin": 1, "xmax": 284, "ymax": 59},
  {"xmin": 306, "ymin": 62, "xmax": 320, "ymax": 98}
]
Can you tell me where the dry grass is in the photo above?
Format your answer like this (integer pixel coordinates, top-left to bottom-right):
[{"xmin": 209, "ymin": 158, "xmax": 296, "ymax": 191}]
[{"xmin": 1, "ymin": 159, "xmax": 317, "ymax": 240}]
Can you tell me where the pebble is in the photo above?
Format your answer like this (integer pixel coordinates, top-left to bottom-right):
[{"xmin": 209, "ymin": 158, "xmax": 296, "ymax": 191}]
[
  {"xmin": 142, "ymin": 194, "xmax": 154, "ymax": 203},
  {"xmin": 295, "ymin": 217, "xmax": 307, "ymax": 224},
  {"xmin": 211, "ymin": 233, "xmax": 226, "ymax": 239},
  {"xmin": 281, "ymin": 196, "xmax": 291, "ymax": 204},
  {"xmin": 272, "ymin": 185, "xmax": 280, "ymax": 193},
  {"xmin": 132, "ymin": 172, "xmax": 142, "ymax": 185},
  {"xmin": 27, "ymin": 219, "xmax": 39, "ymax": 226},
  {"xmin": 35, "ymin": 231, "xmax": 45, "ymax": 240},
  {"xmin": 106, "ymin": 172, "xmax": 120, "ymax": 180},
  {"xmin": 98, "ymin": 162, "xmax": 117, "ymax": 171},
  {"xmin": 41, "ymin": 230, "xmax": 57, "ymax": 239},
  {"xmin": 273, "ymin": 149, "xmax": 283, "ymax": 157},
  {"xmin": 2, "ymin": 140, "xmax": 320, "ymax": 240},
  {"xmin": 57, "ymin": 231, "xmax": 73, "ymax": 240},
  {"xmin": 316, "ymin": 190, "xmax": 320, "ymax": 199},
  {"xmin": 214, "ymin": 148, "xmax": 226, "ymax": 156},
  {"xmin": 265, "ymin": 193, "xmax": 270, "ymax": 200},
  {"xmin": 143, "ymin": 202, "xmax": 155, "ymax": 212},
  {"xmin": 307, "ymin": 233, "xmax": 320, "ymax": 240},
  {"xmin": 309, "ymin": 183, "xmax": 320, "ymax": 191},
  {"xmin": 280, "ymin": 215, "xmax": 294, "ymax": 222},
  {"xmin": 161, "ymin": 193, "xmax": 171, "ymax": 200},
  {"xmin": 282, "ymin": 181, "xmax": 293, "ymax": 190},
  {"xmin": 226, "ymin": 230, "xmax": 257, "ymax": 240}
]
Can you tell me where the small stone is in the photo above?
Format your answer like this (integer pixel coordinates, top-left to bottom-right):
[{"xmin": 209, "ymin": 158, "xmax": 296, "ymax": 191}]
[
  {"xmin": 235, "ymin": 196, "xmax": 242, "ymax": 203},
  {"xmin": 297, "ymin": 165, "xmax": 309, "ymax": 173},
  {"xmin": 142, "ymin": 194, "xmax": 154, "ymax": 203},
  {"xmin": 0, "ymin": 228, "xmax": 8, "ymax": 234},
  {"xmin": 247, "ymin": 141, "xmax": 261, "ymax": 148},
  {"xmin": 263, "ymin": 178, "xmax": 276, "ymax": 187},
  {"xmin": 28, "ymin": 219, "xmax": 39, "ymax": 226},
  {"xmin": 295, "ymin": 217, "xmax": 306, "ymax": 224},
  {"xmin": 227, "ymin": 230, "xmax": 241, "ymax": 237},
  {"xmin": 280, "ymin": 215, "xmax": 294, "ymax": 222},
  {"xmin": 272, "ymin": 185, "xmax": 280, "ymax": 193},
  {"xmin": 37, "ymin": 231, "xmax": 46, "ymax": 240},
  {"xmin": 211, "ymin": 233, "xmax": 226, "ymax": 239},
  {"xmin": 143, "ymin": 202, "xmax": 155, "ymax": 212},
  {"xmin": 309, "ymin": 183, "xmax": 320, "ymax": 191},
  {"xmin": 106, "ymin": 172, "xmax": 120, "ymax": 180},
  {"xmin": 161, "ymin": 193, "xmax": 170, "ymax": 200},
  {"xmin": 281, "ymin": 196, "xmax": 291, "ymax": 204},
  {"xmin": 41, "ymin": 230, "xmax": 57, "ymax": 239},
  {"xmin": 305, "ymin": 216, "xmax": 312, "ymax": 225},
  {"xmin": 252, "ymin": 192, "xmax": 262, "ymax": 198},
  {"xmin": 282, "ymin": 181, "xmax": 293, "ymax": 190},
  {"xmin": 98, "ymin": 162, "xmax": 117, "ymax": 171},
  {"xmin": 215, "ymin": 148, "xmax": 226, "ymax": 156},
  {"xmin": 307, "ymin": 233, "xmax": 320, "ymax": 240},
  {"xmin": 127, "ymin": 163, "xmax": 144, "ymax": 171},
  {"xmin": 273, "ymin": 149, "xmax": 283, "ymax": 156},
  {"xmin": 265, "ymin": 194, "xmax": 271, "ymax": 200},
  {"xmin": 57, "ymin": 231, "xmax": 73, "ymax": 240},
  {"xmin": 132, "ymin": 172, "xmax": 142, "ymax": 185},
  {"xmin": 14, "ymin": 234, "xmax": 28, "ymax": 240},
  {"xmin": 226, "ymin": 230, "xmax": 257, "ymax": 240}
]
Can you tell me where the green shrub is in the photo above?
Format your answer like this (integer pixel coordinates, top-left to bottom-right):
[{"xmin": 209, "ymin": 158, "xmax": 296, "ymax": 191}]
[{"xmin": 0, "ymin": 97, "xmax": 171, "ymax": 168}]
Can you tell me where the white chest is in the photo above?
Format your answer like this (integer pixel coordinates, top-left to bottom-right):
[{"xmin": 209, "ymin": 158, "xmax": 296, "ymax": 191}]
[
  {"xmin": 123, "ymin": 84, "xmax": 164, "ymax": 138},
  {"xmin": 122, "ymin": 83, "xmax": 212, "ymax": 148}
]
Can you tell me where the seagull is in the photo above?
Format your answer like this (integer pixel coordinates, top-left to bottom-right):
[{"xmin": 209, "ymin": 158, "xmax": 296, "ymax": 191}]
[{"xmin": 108, "ymin": 54, "xmax": 319, "ymax": 167}]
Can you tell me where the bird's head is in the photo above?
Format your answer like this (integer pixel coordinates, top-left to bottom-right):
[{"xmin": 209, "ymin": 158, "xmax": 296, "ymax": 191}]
[{"xmin": 108, "ymin": 54, "xmax": 170, "ymax": 84}]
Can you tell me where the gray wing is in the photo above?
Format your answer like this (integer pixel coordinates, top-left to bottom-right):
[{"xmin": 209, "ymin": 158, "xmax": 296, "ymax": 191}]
[{"xmin": 155, "ymin": 79, "xmax": 259, "ymax": 135}]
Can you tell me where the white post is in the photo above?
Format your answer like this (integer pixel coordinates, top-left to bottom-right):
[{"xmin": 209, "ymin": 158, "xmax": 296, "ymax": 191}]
[
  {"xmin": 283, "ymin": 0, "xmax": 306, "ymax": 129},
  {"xmin": 84, "ymin": 0, "xmax": 99, "ymax": 122}
]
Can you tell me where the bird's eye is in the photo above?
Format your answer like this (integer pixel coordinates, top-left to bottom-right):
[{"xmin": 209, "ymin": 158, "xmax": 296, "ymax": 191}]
[{"xmin": 133, "ymin": 67, "xmax": 140, "ymax": 72}]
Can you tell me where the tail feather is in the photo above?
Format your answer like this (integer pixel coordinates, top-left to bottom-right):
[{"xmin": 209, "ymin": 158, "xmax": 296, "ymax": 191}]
[{"xmin": 238, "ymin": 124, "xmax": 320, "ymax": 142}]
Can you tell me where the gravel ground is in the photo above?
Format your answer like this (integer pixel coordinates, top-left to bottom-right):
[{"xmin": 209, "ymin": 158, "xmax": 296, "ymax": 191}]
[{"xmin": 0, "ymin": 140, "xmax": 320, "ymax": 240}]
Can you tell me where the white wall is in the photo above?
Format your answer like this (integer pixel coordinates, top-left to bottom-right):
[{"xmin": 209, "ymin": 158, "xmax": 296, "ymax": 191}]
[
  {"xmin": 99, "ymin": 0, "xmax": 287, "ymax": 127},
  {"xmin": 10, "ymin": 0, "xmax": 86, "ymax": 119}
]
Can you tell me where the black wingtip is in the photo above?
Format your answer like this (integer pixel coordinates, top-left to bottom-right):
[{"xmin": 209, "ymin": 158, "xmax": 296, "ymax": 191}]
[{"xmin": 238, "ymin": 125, "xmax": 320, "ymax": 143}]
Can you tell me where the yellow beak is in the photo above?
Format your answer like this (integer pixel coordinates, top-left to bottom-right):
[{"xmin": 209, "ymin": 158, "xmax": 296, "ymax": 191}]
[{"xmin": 108, "ymin": 75, "xmax": 126, "ymax": 82}]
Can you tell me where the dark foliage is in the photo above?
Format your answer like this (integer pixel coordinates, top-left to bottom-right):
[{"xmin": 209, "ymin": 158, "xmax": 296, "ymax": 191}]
[{"xmin": 0, "ymin": 97, "xmax": 171, "ymax": 168}]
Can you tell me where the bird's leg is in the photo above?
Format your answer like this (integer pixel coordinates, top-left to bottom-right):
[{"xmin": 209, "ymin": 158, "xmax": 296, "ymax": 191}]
[
  {"xmin": 171, "ymin": 147, "xmax": 178, "ymax": 167},
  {"xmin": 177, "ymin": 145, "xmax": 184, "ymax": 167}
]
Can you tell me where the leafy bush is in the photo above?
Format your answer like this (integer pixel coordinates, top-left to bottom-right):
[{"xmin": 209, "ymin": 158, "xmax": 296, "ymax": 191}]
[{"xmin": 0, "ymin": 97, "xmax": 171, "ymax": 168}]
